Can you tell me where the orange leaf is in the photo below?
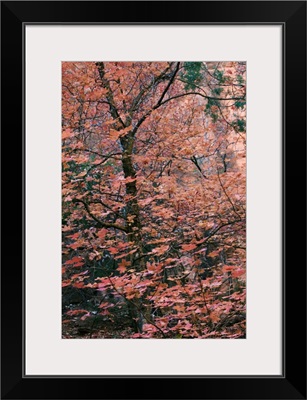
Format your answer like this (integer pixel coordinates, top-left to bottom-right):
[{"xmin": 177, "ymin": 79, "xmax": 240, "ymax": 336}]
[
  {"xmin": 109, "ymin": 129, "xmax": 120, "ymax": 141},
  {"xmin": 62, "ymin": 280, "xmax": 71, "ymax": 287},
  {"xmin": 232, "ymin": 268, "xmax": 245, "ymax": 278},
  {"xmin": 181, "ymin": 243, "xmax": 197, "ymax": 251},
  {"xmin": 223, "ymin": 265, "xmax": 236, "ymax": 272},
  {"xmin": 109, "ymin": 126, "xmax": 132, "ymax": 141},
  {"xmin": 98, "ymin": 302, "xmax": 112, "ymax": 309},
  {"xmin": 118, "ymin": 125, "xmax": 132, "ymax": 135},
  {"xmin": 152, "ymin": 245, "xmax": 169, "ymax": 256},
  {"xmin": 62, "ymin": 128, "xmax": 74, "ymax": 140},
  {"xmin": 118, "ymin": 265, "xmax": 127, "ymax": 274},
  {"xmin": 146, "ymin": 262, "xmax": 163, "ymax": 273}
]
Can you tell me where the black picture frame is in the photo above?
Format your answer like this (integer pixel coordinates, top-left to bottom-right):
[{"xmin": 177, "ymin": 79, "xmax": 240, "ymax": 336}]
[{"xmin": 1, "ymin": 1, "xmax": 306, "ymax": 399}]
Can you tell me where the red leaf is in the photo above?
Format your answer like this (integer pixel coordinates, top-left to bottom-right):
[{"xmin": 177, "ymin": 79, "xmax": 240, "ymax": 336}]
[
  {"xmin": 181, "ymin": 243, "xmax": 197, "ymax": 251},
  {"xmin": 66, "ymin": 309, "xmax": 88, "ymax": 316},
  {"xmin": 65, "ymin": 256, "xmax": 84, "ymax": 265},
  {"xmin": 73, "ymin": 282, "xmax": 85, "ymax": 288},
  {"xmin": 108, "ymin": 247, "xmax": 118, "ymax": 254},
  {"xmin": 73, "ymin": 262, "xmax": 84, "ymax": 268},
  {"xmin": 97, "ymin": 228, "xmax": 108, "ymax": 238},
  {"xmin": 223, "ymin": 265, "xmax": 236, "ymax": 272}
]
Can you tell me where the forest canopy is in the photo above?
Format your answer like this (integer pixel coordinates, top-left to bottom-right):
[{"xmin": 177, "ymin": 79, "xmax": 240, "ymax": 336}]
[{"xmin": 62, "ymin": 61, "xmax": 246, "ymax": 339}]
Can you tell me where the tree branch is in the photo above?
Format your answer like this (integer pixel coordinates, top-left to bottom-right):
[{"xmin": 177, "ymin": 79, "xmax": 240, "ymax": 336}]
[
  {"xmin": 216, "ymin": 170, "xmax": 242, "ymax": 220},
  {"xmin": 156, "ymin": 62, "xmax": 180, "ymax": 106},
  {"xmin": 159, "ymin": 92, "xmax": 245, "ymax": 107},
  {"xmin": 190, "ymin": 155, "xmax": 208, "ymax": 179},
  {"xmin": 72, "ymin": 198, "xmax": 127, "ymax": 232},
  {"xmin": 132, "ymin": 86, "xmax": 245, "ymax": 136},
  {"xmin": 129, "ymin": 64, "xmax": 174, "ymax": 113},
  {"xmin": 95, "ymin": 62, "xmax": 126, "ymax": 128}
]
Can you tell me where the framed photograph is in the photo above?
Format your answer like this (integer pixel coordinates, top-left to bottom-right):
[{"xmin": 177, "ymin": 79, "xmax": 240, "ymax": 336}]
[{"xmin": 1, "ymin": 1, "xmax": 306, "ymax": 399}]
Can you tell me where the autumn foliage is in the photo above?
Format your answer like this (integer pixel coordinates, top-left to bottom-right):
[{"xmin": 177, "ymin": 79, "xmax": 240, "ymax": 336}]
[{"xmin": 62, "ymin": 61, "xmax": 246, "ymax": 338}]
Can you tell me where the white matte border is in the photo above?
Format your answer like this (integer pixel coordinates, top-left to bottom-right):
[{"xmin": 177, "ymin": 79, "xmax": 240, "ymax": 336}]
[{"xmin": 25, "ymin": 25, "xmax": 282, "ymax": 376}]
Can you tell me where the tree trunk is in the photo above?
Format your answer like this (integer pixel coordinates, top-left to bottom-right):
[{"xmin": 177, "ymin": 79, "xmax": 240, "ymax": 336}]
[{"xmin": 120, "ymin": 134, "xmax": 146, "ymax": 332}]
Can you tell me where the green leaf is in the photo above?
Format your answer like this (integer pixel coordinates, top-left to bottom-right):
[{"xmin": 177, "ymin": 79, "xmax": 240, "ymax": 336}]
[{"xmin": 234, "ymin": 100, "xmax": 246, "ymax": 109}]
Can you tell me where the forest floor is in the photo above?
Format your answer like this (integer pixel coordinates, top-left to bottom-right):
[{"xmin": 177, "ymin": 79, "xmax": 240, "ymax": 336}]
[{"xmin": 62, "ymin": 303, "xmax": 135, "ymax": 339}]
